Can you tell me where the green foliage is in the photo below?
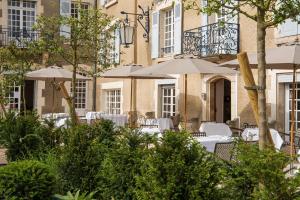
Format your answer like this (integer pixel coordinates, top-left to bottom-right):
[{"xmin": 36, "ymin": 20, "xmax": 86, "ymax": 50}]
[
  {"xmin": 222, "ymin": 142, "xmax": 300, "ymax": 200},
  {"xmin": 56, "ymin": 120, "xmax": 117, "ymax": 193},
  {"xmin": 135, "ymin": 131, "xmax": 225, "ymax": 200},
  {"xmin": 0, "ymin": 112, "xmax": 45, "ymax": 161},
  {"xmin": 54, "ymin": 190, "xmax": 96, "ymax": 200},
  {"xmin": 97, "ymin": 130, "xmax": 156, "ymax": 199},
  {"xmin": 0, "ymin": 160, "xmax": 56, "ymax": 200}
]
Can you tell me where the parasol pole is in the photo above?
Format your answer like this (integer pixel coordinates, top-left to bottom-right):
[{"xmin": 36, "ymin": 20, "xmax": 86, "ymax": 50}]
[
  {"xmin": 51, "ymin": 78, "xmax": 56, "ymax": 117},
  {"xmin": 184, "ymin": 74, "xmax": 188, "ymax": 129},
  {"xmin": 290, "ymin": 64, "xmax": 296, "ymax": 158},
  {"xmin": 130, "ymin": 77, "xmax": 133, "ymax": 128}
]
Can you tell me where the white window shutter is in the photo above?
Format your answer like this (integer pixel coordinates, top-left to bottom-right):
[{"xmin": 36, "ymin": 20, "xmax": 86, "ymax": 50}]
[
  {"xmin": 60, "ymin": 0, "xmax": 71, "ymax": 38},
  {"xmin": 151, "ymin": 11, "xmax": 160, "ymax": 59},
  {"xmin": 277, "ymin": 18, "xmax": 299, "ymax": 38},
  {"xmin": 201, "ymin": 0, "xmax": 207, "ymax": 26},
  {"xmin": 100, "ymin": 0, "xmax": 106, "ymax": 6},
  {"xmin": 114, "ymin": 28, "xmax": 120, "ymax": 64},
  {"xmin": 173, "ymin": 2, "xmax": 182, "ymax": 55}
]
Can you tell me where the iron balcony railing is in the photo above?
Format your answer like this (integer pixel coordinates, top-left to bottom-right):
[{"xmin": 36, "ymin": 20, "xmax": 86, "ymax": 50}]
[
  {"xmin": 183, "ymin": 22, "xmax": 240, "ymax": 57},
  {"xmin": 0, "ymin": 28, "xmax": 40, "ymax": 48}
]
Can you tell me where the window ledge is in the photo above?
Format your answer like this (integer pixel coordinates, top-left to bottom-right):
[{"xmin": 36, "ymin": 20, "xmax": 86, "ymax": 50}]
[{"xmin": 105, "ymin": 0, "xmax": 118, "ymax": 8}]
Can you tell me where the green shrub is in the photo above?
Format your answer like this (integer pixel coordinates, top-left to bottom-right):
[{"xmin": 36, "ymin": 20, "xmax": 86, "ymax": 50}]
[
  {"xmin": 97, "ymin": 130, "xmax": 155, "ymax": 199},
  {"xmin": 135, "ymin": 131, "xmax": 225, "ymax": 200},
  {"xmin": 0, "ymin": 160, "xmax": 56, "ymax": 199},
  {"xmin": 54, "ymin": 190, "xmax": 96, "ymax": 200},
  {"xmin": 222, "ymin": 142, "xmax": 300, "ymax": 200},
  {"xmin": 0, "ymin": 112, "xmax": 61, "ymax": 161},
  {"xmin": 56, "ymin": 120, "xmax": 117, "ymax": 193}
]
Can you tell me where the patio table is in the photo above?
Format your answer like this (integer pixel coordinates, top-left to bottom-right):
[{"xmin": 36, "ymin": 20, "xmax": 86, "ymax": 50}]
[
  {"xmin": 199, "ymin": 122, "xmax": 232, "ymax": 137},
  {"xmin": 195, "ymin": 135, "xmax": 233, "ymax": 152},
  {"xmin": 144, "ymin": 118, "xmax": 174, "ymax": 131},
  {"xmin": 85, "ymin": 112, "xmax": 105, "ymax": 123},
  {"xmin": 42, "ymin": 113, "xmax": 69, "ymax": 120},
  {"xmin": 242, "ymin": 128, "xmax": 283, "ymax": 150}
]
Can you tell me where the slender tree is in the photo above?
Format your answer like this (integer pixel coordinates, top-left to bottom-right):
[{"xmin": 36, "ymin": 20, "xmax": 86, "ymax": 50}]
[
  {"xmin": 0, "ymin": 43, "xmax": 41, "ymax": 116},
  {"xmin": 184, "ymin": 0, "xmax": 300, "ymax": 149},
  {"xmin": 33, "ymin": 2, "xmax": 113, "ymax": 125}
]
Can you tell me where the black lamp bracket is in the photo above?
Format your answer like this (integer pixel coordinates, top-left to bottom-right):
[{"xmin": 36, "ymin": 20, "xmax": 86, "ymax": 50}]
[{"xmin": 121, "ymin": 6, "xmax": 150, "ymax": 42}]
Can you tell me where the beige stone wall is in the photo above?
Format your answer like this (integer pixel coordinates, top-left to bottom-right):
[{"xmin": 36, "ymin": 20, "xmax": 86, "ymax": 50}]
[{"xmin": 0, "ymin": 0, "xmax": 298, "ymax": 129}]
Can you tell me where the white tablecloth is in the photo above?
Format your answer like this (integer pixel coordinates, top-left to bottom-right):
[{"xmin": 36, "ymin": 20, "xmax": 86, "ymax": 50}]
[
  {"xmin": 42, "ymin": 113, "xmax": 69, "ymax": 120},
  {"xmin": 199, "ymin": 122, "xmax": 232, "ymax": 137},
  {"xmin": 55, "ymin": 118, "xmax": 69, "ymax": 127},
  {"xmin": 139, "ymin": 127, "xmax": 162, "ymax": 137},
  {"xmin": 242, "ymin": 128, "xmax": 284, "ymax": 150},
  {"xmin": 195, "ymin": 135, "xmax": 233, "ymax": 152},
  {"xmin": 85, "ymin": 112, "xmax": 105, "ymax": 123},
  {"xmin": 144, "ymin": 118, "xmax": 174, "ymax": 131}
]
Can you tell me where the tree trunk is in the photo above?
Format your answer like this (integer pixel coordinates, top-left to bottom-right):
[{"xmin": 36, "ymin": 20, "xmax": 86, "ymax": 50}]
[
  {"xmin": 256, "ymin": 11, "xmax": 273, "ymax": 150},
  {"xmin": 92, "ymin": 0, "xmax": 98, "ymax": 111},
  {"xmin": 71, "ymin": 40, "xmax": 78, "ymax": 126}
]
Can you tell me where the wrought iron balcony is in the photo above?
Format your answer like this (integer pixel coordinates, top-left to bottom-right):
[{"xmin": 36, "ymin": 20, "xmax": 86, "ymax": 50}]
[
  {"xmin": 0, "ymin": 28, "xmax": 40, "ymax": 48},
  {"xmin": 183, "ymin": 22, "xmax": 240, "ymax": 57}
]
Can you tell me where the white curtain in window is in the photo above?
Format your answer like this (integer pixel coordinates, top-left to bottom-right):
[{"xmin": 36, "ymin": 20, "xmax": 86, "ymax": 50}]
[
  {"xmin": 60, "ymin": 0, "xmax": 71, "ymax": 38},
  {"xmin": 151, "ymin": 11, "xmax": 160, "ymax": 59}
]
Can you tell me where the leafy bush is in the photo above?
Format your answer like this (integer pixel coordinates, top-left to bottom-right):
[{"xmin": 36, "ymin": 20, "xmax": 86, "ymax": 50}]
[
  {"xmin": 97, "ymin": 130, "xmax": 155, "ymax": 199},
  {"xmin": 0, "ymin": 160, "xmax": 56, "ymax": 199},
  {"xmin": 135, "ymin": 131, "xmax": 225, "ymax": 200},
  {"xmin": 0, "ymin": 112, "xmax": 62, "ymax": 161},
  {"xmin": 56, "ymin": 120, "xmax": 117, "ymax": 193},
  {"xmin": 222, "ymin": 142, "xmax": 300, "ymax": 200},
  {"xmin": 54, "ymin": 190, "xmax": 96, "ymax": 200},
  {"xmin": 0, "ymin": 112, "xmax": 43, "ymax": 161}
]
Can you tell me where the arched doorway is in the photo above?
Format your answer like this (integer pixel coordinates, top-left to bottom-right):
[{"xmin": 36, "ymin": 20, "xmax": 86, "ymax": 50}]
[{"xmin": 209, "ymin": 78, "xmax": 231, "ymax": 123}]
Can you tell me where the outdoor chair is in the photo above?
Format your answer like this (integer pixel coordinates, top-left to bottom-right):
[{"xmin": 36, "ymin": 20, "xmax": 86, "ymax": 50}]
[
  {"xmin": 242, "ymin": 123, "xmax": 257, "ymax": 129},
  {"xmin": 192, "ymin": 131, "xmax": 206, "ymax": 137},
  {"xmin": 280, "ymin": 141, "xmax": 297, "ymax": 156},
  {"xmin": 140, "ymin": 124, "xmax": 159, "ymax": 129},
  {"xmin": 170, "ymin": 114, "xmax": 180, "ymax": 131},
  {"xmin": 214, "ymin": 142, "xmax": 235, "ymax": 162},
  {"xmin": 145, "ymin": 112, "xmax": 155, "ymax": 119}
]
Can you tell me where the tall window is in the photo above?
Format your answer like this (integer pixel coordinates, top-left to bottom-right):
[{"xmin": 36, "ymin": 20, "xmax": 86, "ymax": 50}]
[
  {"xmin": 8, "ymin": 0, "xmax": 36, "ymax": 35},
  {"xmin": 5, "ymin": 83, "xmax": 21, "ymax": 111},
  {"xmin": 161, "ymin": 85, "xmax": 176, "ymax": 118},
  {"xmin": 164, "ymin": 8, "xmax": 174, "ymax": 54},
  {"xmin": 70, "ymin": 72, "xmax": 87, "ymax": 110},
  {"xmin": 71, "ymin": 2, "xmax": 89, "ymax": 19},
  {"xmin": 106, "ymin": 89, "xmax": 121, "ymax": 114},
  {"xmin": 73, "ymin": 80, "xmax": 87, "ymax": 109},
  {"xmin": 286, "ymin": 84, "xmax": 300, "ymax": 134}
]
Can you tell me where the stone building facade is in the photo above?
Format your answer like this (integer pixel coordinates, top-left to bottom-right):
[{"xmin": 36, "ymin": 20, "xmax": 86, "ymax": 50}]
[{"xmin": 0, "ymin": 0, "xmax": 299, "ymax": 133}]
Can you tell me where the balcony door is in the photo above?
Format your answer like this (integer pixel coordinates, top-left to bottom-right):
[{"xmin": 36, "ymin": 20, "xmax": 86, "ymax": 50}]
[
  {"xmin": 210, "ymin": 78, "xmax": 231, "ymax": 123},
  {"xmin": 7, "ymin": 0, "xmax": 36, "ymax": 45}
]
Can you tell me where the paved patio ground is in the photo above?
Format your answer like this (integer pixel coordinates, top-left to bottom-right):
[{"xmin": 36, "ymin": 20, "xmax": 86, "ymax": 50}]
[{"xmin": 0, "ymin": 149, "xmax": 7, "ymax": 165}]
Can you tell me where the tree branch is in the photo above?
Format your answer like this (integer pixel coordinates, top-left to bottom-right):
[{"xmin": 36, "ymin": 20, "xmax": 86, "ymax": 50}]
[{"xmin": 223, "ymin": 5, "xmax": 257, "ymax": 21}]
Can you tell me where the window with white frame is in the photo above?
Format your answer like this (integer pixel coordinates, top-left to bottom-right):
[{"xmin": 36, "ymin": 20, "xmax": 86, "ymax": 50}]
[
  {"xmin": 161, "ymin": 84, "xmax": 176, "ymax": 118},
  {"xmin": 163, "ymin": 8, "xmax": 174, "ymax": 54},
  {"xmin": 74, "ymin": 80, "xmax": 87, "ymax": 109},
  {"xmin": 106, "ymin": 89, "xmax": 121, "ymax": 114},
  {"xmin": 285, "ymin": 83, "xmax": 300, "ymax": 134},
  {"xmin": 5, "ymin": 83, "xmax": 21, "ymax": 111},
  {"xmin": 8, "ymin": 0, "xmax": 36, "ymax": 37},
  {"xmin": 70, "ymin": 72, "xmax": 87, "ymax": 109},
  {"xmin": 71, "ymin": 2, "xmax": 89, "ymax": 19}
]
